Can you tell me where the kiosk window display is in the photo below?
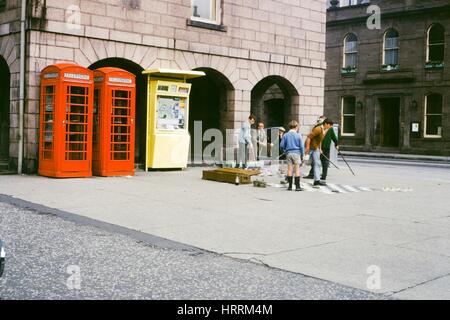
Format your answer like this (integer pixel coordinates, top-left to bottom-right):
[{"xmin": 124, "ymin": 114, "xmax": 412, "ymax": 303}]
[
  {"xmin": 156, "ymin": 94, "xmax": 186, "ymax": 130},
  {"xmin": 143, "ymin": 69, "xmax": 205, "ymax": 169},
  {"xmin": 39, "ymin": 64, "xmax": 94, "ymax": 178},
  {"xmin": 93, "ymin": 68, "xmax": 136, "ymax": 176}
]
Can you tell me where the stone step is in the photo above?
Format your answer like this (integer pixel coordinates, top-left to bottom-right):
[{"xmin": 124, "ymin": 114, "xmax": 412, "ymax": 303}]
[
  {"xmin": 0, "ymin": 160, "xmax": 9, "ymax": 171},
  {"xmin": 0, "ymin": 170, "xmax": 16, "ymax": 175},
  {"xmin": 0, "ymin": 159, "xmax": 13, "ymax": 175}
]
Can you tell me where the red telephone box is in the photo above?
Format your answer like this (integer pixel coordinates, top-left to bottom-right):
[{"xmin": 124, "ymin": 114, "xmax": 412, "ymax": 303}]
[
  {"xmin": 93, "ymin": 68, "xmax": 136, "ymax": 176},
  {"xmin": 39, "ymin": 63, "xmax": 94, "ymax": 178}
]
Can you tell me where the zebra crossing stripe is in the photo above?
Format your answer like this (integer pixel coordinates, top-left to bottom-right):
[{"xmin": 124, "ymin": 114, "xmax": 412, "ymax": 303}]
[
  {"xmin": 357, "ymin": 186, "xmax": 373, "ymax": 192},
  {"xmin": 268, "ymin": 180, "xmax": 375, "ymax": 195},
  {"xmin": 341, "ymin": 185, "xmax": 361, "ymax": 192},
  {"xmin": 301, "ymin": 182, "xmax": 337, "ymax": 194},
  {"xmin": 327, "ymin": 183, "xmax": 349, "ymax": 193},
  {"xmin": 300, "ymin": 182, "xmax": 315, "ymax": 192},
  {"xmin": 317, "ymin": 185, "xmax": 334, "ymax": 194}
]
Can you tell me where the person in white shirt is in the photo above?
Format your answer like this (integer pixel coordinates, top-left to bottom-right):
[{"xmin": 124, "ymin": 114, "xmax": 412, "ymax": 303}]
[{"xmin": 236, "ymin": 115, "xmax": 256, "ymax": 169}]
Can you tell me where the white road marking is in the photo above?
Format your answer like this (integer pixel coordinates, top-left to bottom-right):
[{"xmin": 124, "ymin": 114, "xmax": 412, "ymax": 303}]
[
  {"xmin": 341, "ymin": 185, "xmax": 361, "ymax": 192},
  {"xmin": 317, "ymin": 185, "xmax": 334, "ymax": 194},
  {"xmin": 327, "ymin": 183, "xmax": 349, "ymax": 193},
  {"xmin": 266, "ymin": 179, "xmax": 378, "ymax": 195},
  {"xmin": 300, "ymin": 182, "xmax": 316, "ymax": 192}
]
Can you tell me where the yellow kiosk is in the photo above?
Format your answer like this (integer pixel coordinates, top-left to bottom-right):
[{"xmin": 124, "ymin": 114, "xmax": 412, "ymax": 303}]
[{"xmin": 143, "ymin": 69, "xmax": 205, "ymax": 170}]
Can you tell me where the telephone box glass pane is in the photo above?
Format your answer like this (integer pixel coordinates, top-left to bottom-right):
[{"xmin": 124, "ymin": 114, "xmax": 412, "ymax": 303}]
[
  {"xmin": 111, "ymin": 89, "xmax": 132, "ymax": 161},
  {"xmin": 42, "ymin": 85, "xmax": 55, "ymax": 160},
  {"xmin": 93, "ymin": 88, "xmax": 100, "ymax": 161},
  {"xmin": 65, "ymin": 86, "xmax": 89, "ymax": 161},
  {"xmin": 156, "ymin": 96, "xmax": 186, "ymax": 130}
]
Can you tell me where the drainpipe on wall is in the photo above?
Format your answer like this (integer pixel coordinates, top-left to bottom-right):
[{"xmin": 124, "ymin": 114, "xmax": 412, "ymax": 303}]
[{"xmin": 18, "ymin": 0, "xmax": 26, "ymax": 174}]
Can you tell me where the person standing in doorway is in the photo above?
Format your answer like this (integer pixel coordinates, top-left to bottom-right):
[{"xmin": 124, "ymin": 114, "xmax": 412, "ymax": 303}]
[
  {"xmin": 236, "ymin": 115, "xmax": 256, "ymax": 169},
  {"xmin": 280, "ymin": 121, "xmax": 304, "ymax": 191},
  {"xmin": 256, "ymin": 122, "xmax": 269, "ymax": 160},
  {"xmin": 321, "ymin": 119, "xmax": 339, "ymax": 182}
]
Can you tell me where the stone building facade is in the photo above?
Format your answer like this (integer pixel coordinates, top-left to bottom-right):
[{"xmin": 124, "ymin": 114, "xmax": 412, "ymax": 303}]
[
  {"xmin": 325, "ymin": 0, "xmax": 450, "ymax": 156},
  {"xmin": 0, "ymin": 0, "xmax": 326, "ymax": 173}
]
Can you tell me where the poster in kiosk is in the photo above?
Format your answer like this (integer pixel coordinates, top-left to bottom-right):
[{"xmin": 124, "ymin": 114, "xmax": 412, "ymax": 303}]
[
  {"xmin": 143, "ymin": 69, "xmax": 205, "ymax": 170},
  {"xmin": 39, "ymin": 64, "xmax": 94, "ymax": 178},
  {"xmin": 93, "ymin": 68, "xmax": 136, "ymax": 176}
]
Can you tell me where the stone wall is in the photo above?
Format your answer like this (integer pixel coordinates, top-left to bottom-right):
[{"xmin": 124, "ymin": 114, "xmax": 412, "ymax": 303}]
[
  {"xmin": 42, "ymin": 0, "xmax": 326, "ymax": 69},
  {"xmin": 0, "ymin": 0, "xmax": 327, "ymax": 172}
]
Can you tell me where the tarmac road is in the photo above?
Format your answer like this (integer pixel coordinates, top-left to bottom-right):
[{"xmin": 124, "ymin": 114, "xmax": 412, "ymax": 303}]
[{"xmin": 0, "ymin": 201, "xmax": 387, "ymax": 300}]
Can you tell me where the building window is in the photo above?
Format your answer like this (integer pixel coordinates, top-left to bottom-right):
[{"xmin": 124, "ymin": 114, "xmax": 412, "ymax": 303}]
[
  {"xmin": 191, "ymin": 0, "xmax": 221, "ymax": 24},
  {"xmin": 341, "ymin": 96, "xmax": 356, "ymax": 136},
  {"xmin": 330, "ymin": 0, "xmax": 370, "ymax": 7},
  {"xmin": 424, "ymin": 94, "xmax": 443, "ymax": 138},
  {"xmin": 426, "ymin": 24, "xmax": 445, "ymax": 69},
  {"xmin": 382, "ymin": 29, "xmax": 399, "ymax": 70},
  {"xmin": 342, "ymin": 34, "xmax": 358, "ymax": 74},
  {"xmin": 121, "ymin": 0, "xmax": 141, "ymax": 10},
  {"xmin": 0, "ymin": 0, "xmax": 6, "ymax": 12}
]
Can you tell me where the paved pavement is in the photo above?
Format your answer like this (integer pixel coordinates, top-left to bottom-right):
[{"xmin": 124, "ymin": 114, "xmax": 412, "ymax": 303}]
[
  {"xmin": 0, "ymin": 202, "xmax": 385, "ymax": 300},
  {"xmin": 1, "ymin": 159, "xmax": 450, "ymax": 299},
  {"xmin": 341, "ymin": 151, "xmax": 450, "ymax": 163}
]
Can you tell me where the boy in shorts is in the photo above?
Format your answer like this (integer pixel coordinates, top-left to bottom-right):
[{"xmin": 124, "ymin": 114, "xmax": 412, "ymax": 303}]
[{"xmin": 280, "ymin": 121, "xmax": 304, "ymax": 191}]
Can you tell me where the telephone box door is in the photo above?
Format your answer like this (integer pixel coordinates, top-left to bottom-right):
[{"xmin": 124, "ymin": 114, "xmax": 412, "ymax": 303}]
[
  {"xmin": 108, "ymin": 86, "xmax": 135, "ymax": 172},
  {"xmin": 61, "ymin": 83, "xmax": 93, "ymax": 173}
]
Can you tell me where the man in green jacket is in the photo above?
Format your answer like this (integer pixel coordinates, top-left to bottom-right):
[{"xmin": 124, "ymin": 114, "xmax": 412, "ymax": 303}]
[{"xmin": 320, "ymin": 119, "xmax": 339, "ymax": 181}]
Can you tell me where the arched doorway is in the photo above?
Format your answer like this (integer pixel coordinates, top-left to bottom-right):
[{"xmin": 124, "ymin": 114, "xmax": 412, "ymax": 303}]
[
  {"xmin": 251, "ymin": 76, "xmax": 299, "ymax": 159},
  {"xmin": 251, "ymin": 76, "xmax": 299, "ymax": 130},
  {"xmin": 89, "ymin": 58, "xmax": 146, "ymax": 166},
  {"xmin": 188, "ymin": 68, "xmax": 234, "ymax": 163},
  {"xmin": 0, "ymin": 56, "xmax": 10, "ymax": 161}
]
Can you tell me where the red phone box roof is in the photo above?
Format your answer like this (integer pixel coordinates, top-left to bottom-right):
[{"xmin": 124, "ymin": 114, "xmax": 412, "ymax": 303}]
[
  {"xmin": 41, "ymin": 63, "xmax": 94, "ymax": 84},
  {"xmin": 94, "ymin": 67, "xmax": 136, "ymax": 87}
]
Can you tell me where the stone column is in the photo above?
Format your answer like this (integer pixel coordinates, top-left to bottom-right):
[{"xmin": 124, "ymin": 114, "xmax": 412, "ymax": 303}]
[
  {"xmin": 364, "ymin": 95, "xmax": 374, "ymax": 151},
  {"xmin": 402, "ymin": 94, "xmax": 412, "ymax": 150}
]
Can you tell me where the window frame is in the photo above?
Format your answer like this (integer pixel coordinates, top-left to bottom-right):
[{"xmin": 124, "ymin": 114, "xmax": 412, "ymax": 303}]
[
  {"xmin": 424, "ymin": 93, "xmax": 444, "ymax": 139},
  {"xmin": 341, "ymin": 96, "xmax": 357, "ymax": 137},
  {"xmin": 190, "ymin": 0, "xmax": 222, "ymax": 26},
  {"xmin": 382, "ymin": 28, "xmax": 400, "ymax": 69},
  {"xmin": 343, "ymin": 33, "xmax": 358, "ymax": 71},
  {"xmin": 426, "ymin": 24, "xmax": 445, "ymax": 63}
]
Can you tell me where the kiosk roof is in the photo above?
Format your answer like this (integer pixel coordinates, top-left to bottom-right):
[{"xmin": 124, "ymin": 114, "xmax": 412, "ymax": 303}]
[{"xmin": 142, "ymin": 69, "xmax": 205, "ymax": 80}]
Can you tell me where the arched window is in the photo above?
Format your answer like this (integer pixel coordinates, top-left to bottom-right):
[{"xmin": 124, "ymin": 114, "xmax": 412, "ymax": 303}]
[
  {"xmin": 383, "ymin": 29, "xmax": 399, "ymax": 68},
  {"xmin": 343, "ymin": 34, "xmax": 358, "ymax": 70},
  {"xmin": 424, "ymin": 94, "xmax": 443, "ymax": 138},
  {"xmin": 341, "ymin": 96, "xmax": 356, "ymax": 136},
  {"xmin": 427, "ymin": 24, "xmax": 445, "ymax": 63}
]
